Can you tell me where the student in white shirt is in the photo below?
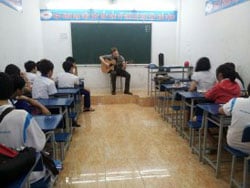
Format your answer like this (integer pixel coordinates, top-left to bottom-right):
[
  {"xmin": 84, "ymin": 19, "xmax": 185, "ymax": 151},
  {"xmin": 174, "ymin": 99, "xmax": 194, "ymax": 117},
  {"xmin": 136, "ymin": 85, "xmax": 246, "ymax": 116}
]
[
  {"xmin": 219, "ymin": 83, "xmax": 250, "ymax": 154},
  {"xmin": 24, "ymin": 60, "xmax": 38, "ymax": 87},
  {"xmin": 56, "ymin": 57, "xmax": 94, "ymax": 112},
  {"xmin": 189, "ymin": 57, "xmax": 216, "ymax": 92},
  {"xmin": 32, "ymin": 59, "xmax": 57, "ymax": 99},
  {"xmin": 0, "ymin": 72, "xmax": 46, "ymax": 182},
  {"xmin": 10, "ymin": 74, "xmax": 50, "ymax": 115}
]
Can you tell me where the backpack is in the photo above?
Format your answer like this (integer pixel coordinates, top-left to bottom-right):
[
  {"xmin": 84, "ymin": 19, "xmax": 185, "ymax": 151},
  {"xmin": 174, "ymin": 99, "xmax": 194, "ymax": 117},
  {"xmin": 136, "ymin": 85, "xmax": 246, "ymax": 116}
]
[{"xmin": 0, "ymin": 107, "xmax": 37, "ymax": 186}]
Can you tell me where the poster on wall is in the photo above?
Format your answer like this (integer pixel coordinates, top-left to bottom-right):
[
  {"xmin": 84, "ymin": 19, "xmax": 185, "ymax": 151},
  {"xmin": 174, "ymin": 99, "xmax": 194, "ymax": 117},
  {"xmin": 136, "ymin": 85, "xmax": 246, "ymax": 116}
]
[
  {"xmin": 205, "ymin": 0, "xmax": 249, "ymax": 15},
  {"xmin": 40, "ymin": 9, "xmax": 177, "ymax": 22},
  {"xmin": 0, "ymin": 0, "xmax": 22, "ymax": 12}
]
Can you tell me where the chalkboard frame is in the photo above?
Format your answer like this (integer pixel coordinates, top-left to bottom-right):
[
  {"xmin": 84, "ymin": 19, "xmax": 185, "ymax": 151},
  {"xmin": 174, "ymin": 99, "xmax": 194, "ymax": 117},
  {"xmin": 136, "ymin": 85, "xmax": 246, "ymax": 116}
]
[{"xmin": 71, "ymin": 23, "xmax": 152, "ymax": 65}]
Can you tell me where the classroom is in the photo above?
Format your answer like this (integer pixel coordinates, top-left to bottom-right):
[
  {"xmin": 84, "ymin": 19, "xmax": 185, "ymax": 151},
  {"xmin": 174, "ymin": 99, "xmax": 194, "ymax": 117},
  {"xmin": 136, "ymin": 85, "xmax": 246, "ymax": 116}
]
[{"xmin": 0, "ymin": 0, "xmax": 250, "ymax": 187}]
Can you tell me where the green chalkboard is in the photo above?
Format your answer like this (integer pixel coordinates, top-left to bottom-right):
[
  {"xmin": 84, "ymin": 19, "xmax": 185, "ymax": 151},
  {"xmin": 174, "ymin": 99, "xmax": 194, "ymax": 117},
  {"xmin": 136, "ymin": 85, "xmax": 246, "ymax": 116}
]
[{"xmin": 71, "ymin": 23, "xmax": 151, "ymax": 64}]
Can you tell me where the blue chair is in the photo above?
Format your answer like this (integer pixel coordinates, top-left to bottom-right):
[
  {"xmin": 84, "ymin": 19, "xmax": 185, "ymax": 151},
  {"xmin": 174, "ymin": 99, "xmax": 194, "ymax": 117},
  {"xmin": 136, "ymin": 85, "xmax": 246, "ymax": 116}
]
[{"xmin": 224, "ymin": 126, "xmax": 250, "ymax": 188}]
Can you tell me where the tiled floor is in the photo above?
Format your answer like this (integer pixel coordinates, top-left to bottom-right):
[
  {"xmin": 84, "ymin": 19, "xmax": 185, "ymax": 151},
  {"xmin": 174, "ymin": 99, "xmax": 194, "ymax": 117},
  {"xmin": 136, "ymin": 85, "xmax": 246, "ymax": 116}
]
[{"xmin": 54, "ymin": 101, "xmax": 230, "ymax": 187}]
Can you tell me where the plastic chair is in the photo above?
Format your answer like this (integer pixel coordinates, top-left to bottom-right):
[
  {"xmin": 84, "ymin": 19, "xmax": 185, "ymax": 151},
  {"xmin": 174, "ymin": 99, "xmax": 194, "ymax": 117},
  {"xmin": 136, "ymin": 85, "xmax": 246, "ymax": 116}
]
[{"xmin": 224, "ymin": 126, "xmax": 250, "ymax": 188}]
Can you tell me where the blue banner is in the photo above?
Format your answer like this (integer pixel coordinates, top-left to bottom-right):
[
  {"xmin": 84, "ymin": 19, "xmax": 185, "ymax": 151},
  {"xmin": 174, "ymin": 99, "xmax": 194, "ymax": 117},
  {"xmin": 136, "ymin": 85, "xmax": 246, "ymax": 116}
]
[
  {"xmin": 205, "ymin": 0, "xmax": 249, "ymax": 15},
  {"xmin": 40, "ymin": 9, "xmax": 177, "ymax": 22},
  {"xmin": 1, "ymin": 0, "xmax": 22, "ymax": 12}
]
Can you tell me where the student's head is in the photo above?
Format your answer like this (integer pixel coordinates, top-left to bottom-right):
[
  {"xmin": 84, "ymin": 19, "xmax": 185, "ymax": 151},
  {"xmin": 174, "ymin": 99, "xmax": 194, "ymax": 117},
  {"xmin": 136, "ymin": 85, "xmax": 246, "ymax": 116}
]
[
  {"xmin": 66, "ymin": 56, "xmax": 76, "ymax": 64},
  {"xmin": 4, "ymin": 64, "xmax": 21, "ymax": 76},
  {"xmin": 216, "ymin": 63, "xmax": 236, "ymax": 82},
  {"xmin": 62, "ymin": 60, "xmax": 74, "ymax": 73},
  {"xmin": 11, "ymin": 75, "xmax": 26, "ymax": 97},
  {"xmin": 111, "ymin": 47, "xmax": 119, "ymax": 58},
  {"xmin": 24, "ymin": 61, "xmax": 37, "ymax": 73},
  {"xmin": 195, "ymin": 57, "xmax": 211, "ymax": 72},
  {"xmin": 37, "ymin": 59, "xmax": 54, "ymax": 77},
  {"xmin": 224, "ymin": 62, "xmax": 235, "ymax": 71},
  {"xmin": 0, "ymin": 72, "xmax": 14, "ymax": 100}
]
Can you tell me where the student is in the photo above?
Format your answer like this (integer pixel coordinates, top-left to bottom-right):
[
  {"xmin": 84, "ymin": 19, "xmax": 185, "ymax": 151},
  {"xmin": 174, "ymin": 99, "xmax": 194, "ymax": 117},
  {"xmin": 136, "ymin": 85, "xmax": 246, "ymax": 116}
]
[
  {"xmin": 0, "ymin": 72, "xmax": 46, "ymax": 183},
  {"xmin": 224, "ymin": 62, "xmax": 245, "ymax": 91},
  {"xmin": 189, "ymin": 57, "xmax": 216, "ymax": 92},
  {"xmin": 219, "ymin": 83, "xmax": 250, "ymax": 154},
  {"xmin": 56, "ymin": 57, "xmax": 94, "ymax": 112},
  {"xmin": 32, "ymin": 59, "xmax": 57, "ymax": 99},
  {"xmin": 99, "ymin": 47, "xmax": 132, "ymax": 95},
  {"xmin": 24, "ymin": 60, "xmax": 38, "ymax": 87},
  {"xmin": 194, "ymin": 63, "xmax": 241, "ymax": 128},
  {"xmin": 4, "ymin": 64, "xmax": 32, "ymax": 95},
  {"xmin": 205, "ymin": 63, "xmax": 241, "ymax": 104},
  {"xmin": 10, "ymin": 75, "xmax": 50, "ymax": 115}
]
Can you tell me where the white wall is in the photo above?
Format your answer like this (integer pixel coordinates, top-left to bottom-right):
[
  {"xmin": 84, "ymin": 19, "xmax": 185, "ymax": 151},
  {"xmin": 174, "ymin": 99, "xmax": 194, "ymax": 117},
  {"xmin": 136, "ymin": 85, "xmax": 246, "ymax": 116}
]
[
  {"xmin": 40, "ymin": 0, "xmax": 178, "ymax": 90},
  {"xmin": 41, "ymin": 21, "xmax": 177, "ymax": 90},
  {"xmin": 0, "ymin": 0, "xmax": 43, "ymax": 72},
  {"xmin": 178, "ymin": 0, "xmax": 250, "ymax": 86}
]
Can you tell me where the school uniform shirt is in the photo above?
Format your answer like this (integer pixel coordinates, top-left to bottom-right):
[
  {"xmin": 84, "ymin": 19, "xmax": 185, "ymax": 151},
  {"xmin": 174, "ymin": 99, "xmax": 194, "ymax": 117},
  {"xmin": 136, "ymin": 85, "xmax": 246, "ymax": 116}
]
[
  {"xmin": 0, "ymin": 104, "xmax": 46, "ymax": 151},
  {"xmin": 222, "ymin": 97, "xmax": 250, "ymax": 154},
  {"xmin": 56, "ymin": 72, "xmax": 79, "ymax": 88},
  {"xmin": 191, "ymin": 71, "xmax": 216, "ymax": 92},
  {"xmin": 205, "ymin": 78, "xmax": 240, "ymax": 104},
  {"xmin": 32, "ymin": 75, "xmax": 57, "ymax": 99},
  {"xmin": 26, "ymin": 72, "xmax": 38, "ymax": 86}
]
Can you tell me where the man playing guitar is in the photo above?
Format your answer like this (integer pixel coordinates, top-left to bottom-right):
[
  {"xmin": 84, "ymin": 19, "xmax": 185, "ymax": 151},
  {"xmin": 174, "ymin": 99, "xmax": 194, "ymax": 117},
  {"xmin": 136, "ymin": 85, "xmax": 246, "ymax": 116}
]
[{"xmin": 99, "ymin": 47, "xmax": 132, "ymax": 95}]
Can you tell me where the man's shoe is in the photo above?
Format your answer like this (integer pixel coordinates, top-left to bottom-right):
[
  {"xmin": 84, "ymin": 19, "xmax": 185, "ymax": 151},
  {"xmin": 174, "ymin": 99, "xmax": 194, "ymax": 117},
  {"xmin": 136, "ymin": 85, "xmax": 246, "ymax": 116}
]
[
  {"xmin": 112, "ymin": 91, "xmax": 116, "ymax": 95},
  {"xmin": 124, "ymin": 91, "xmax": 133, "ymax": 95},
  {"xmin": 72, "ymin": 121, "xmax": 81, "ymax": 127}
]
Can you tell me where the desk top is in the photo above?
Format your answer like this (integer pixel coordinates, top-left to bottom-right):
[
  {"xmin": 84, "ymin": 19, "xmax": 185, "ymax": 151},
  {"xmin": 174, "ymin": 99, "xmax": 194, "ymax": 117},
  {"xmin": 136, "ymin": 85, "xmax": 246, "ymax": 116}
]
[
  {"xmin": 57, "ymin": 88, "xmax": 80, "ymax": 95},
  {"xmin": 37, "ymin": 98, "xmax": 74, "ymax": 107},
  {"xmin": 145, "ymin": 64, "xmax": 193, "ymax": 70},
  {"xmin": 161, "ymin": 83, "xmax": 188, "ymax": 91},
  {"xmin": 178, "ymin": 91, "xmax": 205, "ymax": 99},
  {"xmin": 34, "ymin": 114, "xmax": 63, "ymax": 131},
  {"xmin": 197, "ymin": 103, "xmax": 221, "ymax": 115}
]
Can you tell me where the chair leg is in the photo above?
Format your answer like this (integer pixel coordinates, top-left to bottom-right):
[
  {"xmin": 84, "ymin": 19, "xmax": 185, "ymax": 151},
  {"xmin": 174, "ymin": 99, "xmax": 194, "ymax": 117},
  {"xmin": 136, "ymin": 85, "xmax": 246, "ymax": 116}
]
[
  {"xmin": 243, "ymin": 158, "xmax": 248, "ymax": 188},
  {"xmin": 230, "ymin": 156, "xmax": 236, "ymax": 188}
]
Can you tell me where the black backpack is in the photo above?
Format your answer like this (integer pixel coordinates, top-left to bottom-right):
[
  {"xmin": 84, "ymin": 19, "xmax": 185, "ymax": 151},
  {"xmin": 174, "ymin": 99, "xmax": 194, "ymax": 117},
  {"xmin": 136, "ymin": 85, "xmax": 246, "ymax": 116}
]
[{"xmin": 0, "ymin": 107, "xmax": 37, "ymax": 186}]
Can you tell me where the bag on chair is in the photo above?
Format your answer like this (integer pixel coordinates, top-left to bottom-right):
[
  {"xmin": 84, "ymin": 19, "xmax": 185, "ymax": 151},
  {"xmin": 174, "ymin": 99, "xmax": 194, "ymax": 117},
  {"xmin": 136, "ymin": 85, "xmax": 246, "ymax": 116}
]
[
  {"xmin": 0, "ymin": 144, "xmax": 36, "ymax": 185},
  {"xmin": 0, "ymin": 107, "xmax": 36, "ymax": 185}
]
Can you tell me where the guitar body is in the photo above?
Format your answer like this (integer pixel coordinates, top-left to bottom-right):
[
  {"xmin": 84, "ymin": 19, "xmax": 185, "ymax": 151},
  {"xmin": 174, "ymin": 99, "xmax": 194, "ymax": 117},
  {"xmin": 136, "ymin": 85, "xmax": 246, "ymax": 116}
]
[{"xmin": 101, "ymin": 59, "xmax": 116, "ymax": 73}]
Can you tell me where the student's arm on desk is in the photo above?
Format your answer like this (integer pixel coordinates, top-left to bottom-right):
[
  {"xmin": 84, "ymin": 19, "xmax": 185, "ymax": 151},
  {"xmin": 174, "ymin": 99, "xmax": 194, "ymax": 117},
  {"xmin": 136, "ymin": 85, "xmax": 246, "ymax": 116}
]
[
  {"xmin": 218, "ymin": 99, "xmax": 233, "ymax": 116},
  {"xmin": 17, "ymin": 96, "xmax": 51, "ymax": 115},
  {"xmin": 218, "ymin": 106, "xmax": 225, "ymax": 115},
  {"xmin": 188, "ymin": 80, "xmax": 197, "ymax": 92}
]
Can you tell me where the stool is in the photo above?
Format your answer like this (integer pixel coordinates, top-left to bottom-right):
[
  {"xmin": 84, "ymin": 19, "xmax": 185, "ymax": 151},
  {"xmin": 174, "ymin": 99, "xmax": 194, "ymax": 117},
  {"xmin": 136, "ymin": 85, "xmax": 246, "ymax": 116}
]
[{"xmin": 110, "ymin": 76, "xmax": 123, "ymax": 92}]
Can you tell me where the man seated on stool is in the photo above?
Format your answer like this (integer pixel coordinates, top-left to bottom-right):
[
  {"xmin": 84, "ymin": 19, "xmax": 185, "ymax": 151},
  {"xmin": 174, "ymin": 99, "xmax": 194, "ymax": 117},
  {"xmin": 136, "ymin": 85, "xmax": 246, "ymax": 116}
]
[{"xmin": 99, "ymin": 47, "xmax": 132, "ymax": 95}]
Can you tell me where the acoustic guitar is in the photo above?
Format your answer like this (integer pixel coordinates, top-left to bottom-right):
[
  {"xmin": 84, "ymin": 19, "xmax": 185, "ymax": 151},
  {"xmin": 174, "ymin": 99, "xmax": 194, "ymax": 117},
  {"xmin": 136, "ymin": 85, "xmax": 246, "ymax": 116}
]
[
  {"xmin": 101, "ymin": 59, "xmax": 116, "ymax": 73},
  {"xmin": 101, "ymin": 59, "xmax": 134, "ymax": 73}
]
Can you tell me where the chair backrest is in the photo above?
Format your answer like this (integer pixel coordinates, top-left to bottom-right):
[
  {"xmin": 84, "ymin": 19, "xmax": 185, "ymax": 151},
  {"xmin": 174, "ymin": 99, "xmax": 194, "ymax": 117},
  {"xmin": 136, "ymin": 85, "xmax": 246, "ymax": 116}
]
[{"xmin": 242, "ymin": 126, "xmax": 250, "ymax": 142}]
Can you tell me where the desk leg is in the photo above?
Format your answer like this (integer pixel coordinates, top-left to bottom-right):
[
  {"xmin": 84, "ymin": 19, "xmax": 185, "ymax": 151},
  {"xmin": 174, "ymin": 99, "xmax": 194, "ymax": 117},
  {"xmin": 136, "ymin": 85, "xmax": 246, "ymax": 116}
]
[
  {"xmin": 202, "ymin": 111, "xmax": 208, "ymax": 164},
  {"xmin": 199, "ymin": 112, "xmax": 206, "ymax": 162},
  {"xmin": 215, "ymin": 117, "xmax": 224, "ymax": 178},
  {"xmin": 181, "ymin": 97, "xmax": 186, "ymax": 136},
  {"xmin": 188, "ymin": 99, "xmax": 194, "ymax": 146}
]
